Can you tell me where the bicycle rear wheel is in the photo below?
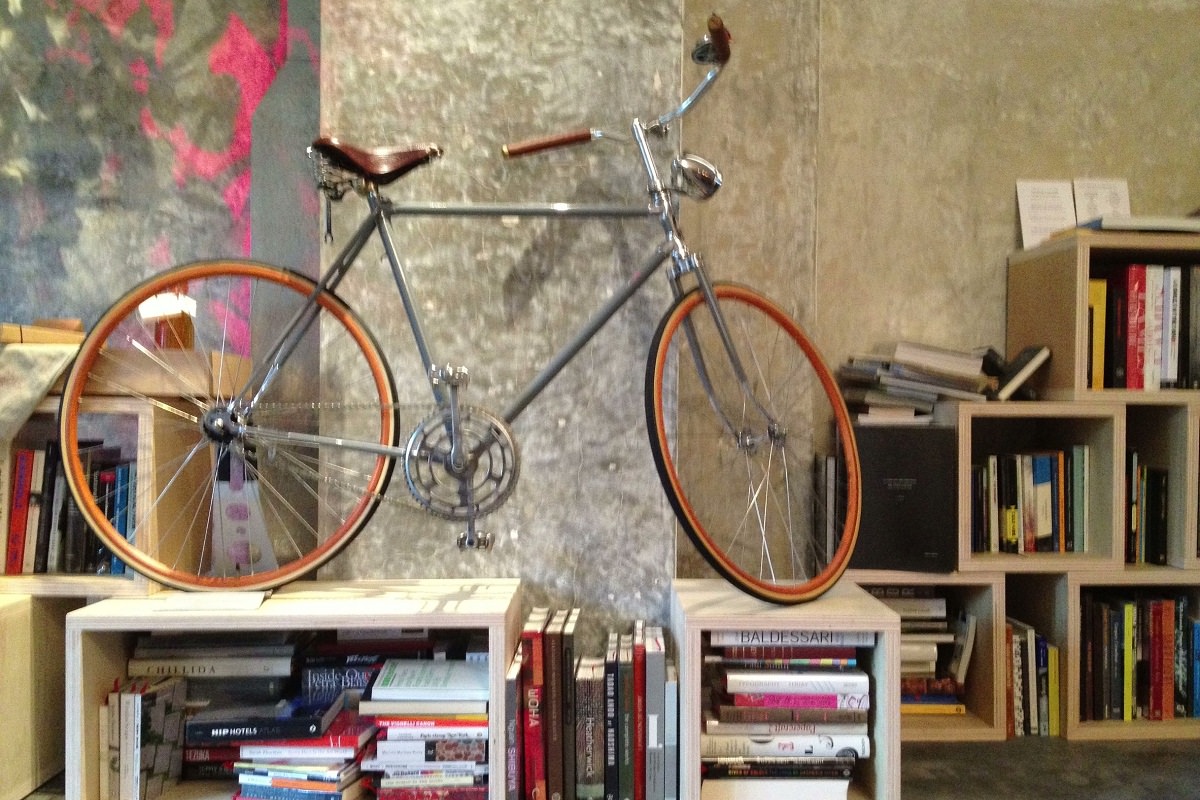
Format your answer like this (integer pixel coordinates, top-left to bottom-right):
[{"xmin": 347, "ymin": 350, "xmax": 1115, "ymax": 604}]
[
  {"xmin": 646, "ymin": 282, "xmax": 860, "ymax": 604},
  {"xmin": 58, "ymin": 260, "xmax": 399, "ymax": 591}
]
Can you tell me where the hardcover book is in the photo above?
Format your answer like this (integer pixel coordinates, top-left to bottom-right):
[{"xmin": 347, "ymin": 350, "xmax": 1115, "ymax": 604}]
[
  {"xmin": 120, "ymin": 675, "xmax": 188, "ymax": 800},
  {"xmin": 370, "ymin": 659, "xmax": 491, "ymax": 701},
  {"xmin": 722, "ymin": 668, "xmax": 869, "ymax": 696},
  {"xmin": 185, "ymin": 691, "xmax": 348, "ymax": 746},
  {"xmin": 706, "ymin": 630, "xmax": 875, "ymax": 647},
  {"xmin": 574, "ymin": 656, "xmax": 606, "ymax": 800}
]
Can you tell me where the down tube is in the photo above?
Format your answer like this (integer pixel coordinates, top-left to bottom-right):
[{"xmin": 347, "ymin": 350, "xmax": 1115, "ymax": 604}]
[{"xmin": 501, "ymin": 242, "xmax": 674, "ymax": 424}]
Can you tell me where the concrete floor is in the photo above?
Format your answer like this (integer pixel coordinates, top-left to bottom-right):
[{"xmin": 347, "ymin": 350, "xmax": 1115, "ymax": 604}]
[{"xmin": 902, "ymin": 738, "xmax": 1200, "ymax": 799}]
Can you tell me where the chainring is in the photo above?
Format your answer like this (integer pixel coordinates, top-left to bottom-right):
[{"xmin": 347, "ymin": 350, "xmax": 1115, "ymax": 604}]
[{"xmin": 403, "ymin": 404, "xmax": 519, "ymax": 521}]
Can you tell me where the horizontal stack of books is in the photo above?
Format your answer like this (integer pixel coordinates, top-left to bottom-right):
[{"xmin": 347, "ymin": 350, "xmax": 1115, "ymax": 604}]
[
  {"xmin": 838, "ymin": 341, "xmax": 1050, "ymax": 426},
  {"xmin": 697, "ymin": 628, "xmax": 877, "ymax": 800}
]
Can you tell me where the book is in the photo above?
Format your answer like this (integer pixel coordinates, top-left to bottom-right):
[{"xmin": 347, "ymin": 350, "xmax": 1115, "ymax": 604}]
[
  {"xmin": 643, "ymin": 625, "xmax": 666, "ymax": 800},
  {"xmin": 561, "ymin": 608, "xmax": 581, "ymax": 800},
  {"xmin": 698, "ymin": 777, "xmax": 849, "ymax": 800},
  {"xmin": 127, "ymin": 654, "xmax": 296, "ymax": 678},
  {"xmin": 575, "ymin": 656, "xmax": 606, "ymax": 800},
  {"xmin": 1079, "ymin": 215, "xmax": 1200, "ymax": 234},
  {"xmin": 505, "ymin": 648, "xmax": 524, "ymax": 800},
  {"xmin": 521, "ymin": 607, "xmax": 550, "ymax": 800},
  {"xmin": 603, "ymin": 631, "xmax": 620, "ymax": 800},
  {"xmin": 369, "ymin": 659, "xmax": 490, "ymax": 701},
  {"xmin": 891, "ymin": 340, "xmax": 984, "ymax": 378},
  {"xmin": 900, "ymin": 699, "xmax": 967, "ymax": 715},
  {"xmin": 234, "ymin": 778, "xmax": 369, "ymax": 800},
  {"xmin": 1088, "ymin": 278, "xmax": 1108, "ymax": 388},
  {"xmin": 356, "ymin": 697, "xmax": 489, "ymax": 717},
  {"xmin": 544, "ymin": 609, "xmax": 567, "ymax": 800},
  {"xmin": 700, "ymin": 756, "xmax": 855, "ymax": 780},
  {"xmin": 237, "ymin": 707, "xmax": 377, "ymax": 759},
  {"xmin": 711, "ymin": 705, "xmax": 868, "ymax": 725},
  {"xmin": 728, "ymin": 692, "xmax": 869, "ymax": 710},
  {"xmin": 632, "ymin": 621, "xmax": 646, "ymax": 800},
  {"xmin": 617, "ymin": 632, "xmax": 635, "ymax": 800},
  {"xmin": 702, "ymin": 712, "xmax": 866, "ymax": 736},
  {"xmin": 185, "ymin": 692, "xmax": 348, "ymax": 746},
  {"xmin": 372, "ymin": 738, "xmax": 488, "ymax": 763},
  {"xmin": 663, "ymin": 662, "xmax": 678, "ymax": 800},
  {"xmin": 374, "ymin": 789, "xmax": 486, "ymax": 800},
  {"xmin": 120, "ymin": 675, "xmax": 188, "ymax": 800},
  {"xmin": 947, "ymin": 610, "xmax": 978, "ymax": 687},
  {"xmin": 722, "ymin": 668, "xmax": 869, "ymax": 695},
  {"xmin": 707, "ymin": 630, "xmax": 875, "ymax": 647},
  {"xmin": 376, "ymin": 717, "xmax": 489, "ymax": 740},
  {"xmin": 994, "ymin": 345, "xmax": 1051, "ymax": 401},
  {"xmin": 4, "ymin": 447, "xmax": 34, "ymax": 575}
]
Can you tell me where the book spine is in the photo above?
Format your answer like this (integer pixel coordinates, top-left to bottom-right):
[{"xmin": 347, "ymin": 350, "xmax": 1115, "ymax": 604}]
[
  {"xmin": 545, "ymin": 612, "xmax": 566, "ymax": 800},
  {"xmin": 730, "ymin": 692, "xmax": 869, "ymax": 709},
  {"xmin": 703, "ymin": 719, "xmax": 867, "ymax": 736},
  {"xmin": 4, "ymin": 448, "xmax": 33, "ymax": 574},
  {"xmin": 238, "ymin": 745, "xmax": 356, "ymax": 760},
  {"xmin": 617, "ymin": 634, "xmax": 634, "ymax": 800},
  {"xmin": 698, "ymin": 732, "xmax": 871, "ymax": 759},
  {"xmin": 603, "ymin": 633, "xmax": 619, "ymax": 800},
  {"xmin": 561, "ymin": 609, "xmax": 580, "ymax": 800},
  {"xmin": 722, "ymin": 670, "xmax": 869, "ymax": 695},
  {"xmin": 505, "ymin": 649, "xmax": 524, "ymax": 800},
  {"xmin": 128, "ymin": 655, "xmax": 294, "ymax": 677},
  {"xmin": 713, "ymin": 705, "xmax": 868, "ymax": 724},
  {"xmin": 575, "ymin": 661, "xmax": 605, "ymax": 800},
  {"xmin": 699, "ymin": 759, "xmax": 854, "ymax": 780},
  {"xmin": 374, "ymin": 739, "xmax": 488, "ymax": 762},
  {"xmin": 708, "ymin": 630, "xmax": 875, "ymax": 647},
  {"xmin": 521, "ymin": 609, "xmax": 549, "ymax": 800},
  {"xmin": 632, "ymin": 621, "xmax": 646, "ymax": 800},
  {"xmin": 643, "ymin": 627, "xmax": 666, "ymax": 800},
  {"xmin": 380, "ymin": 724, "xmax": 489, "ymax": 740},
  {"xmin": 186, "ymin": 717, "xmax": 334, "ymax": 746}
]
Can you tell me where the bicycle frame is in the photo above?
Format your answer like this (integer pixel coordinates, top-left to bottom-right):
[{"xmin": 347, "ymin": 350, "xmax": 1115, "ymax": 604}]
[{"xmin": 241, "ymin": 21, "xmax": 760, "ymax": 461}]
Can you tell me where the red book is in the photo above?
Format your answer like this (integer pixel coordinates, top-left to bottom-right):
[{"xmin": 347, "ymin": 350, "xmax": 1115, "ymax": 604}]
[
  {"xmin": 730, "ymin": 692, "xmax": 870, "ymax": 710},
  {"xmin": 520, "ymin": 607, "xmax": 550, "ymax": 800},
  {"xmin": 632, "ymin": 621, "xmax": 646, "ymax": 800},
  {"xmin": 1125, "ymin": 263, "xmax": 1147, "ymax": 389},
  {"xmin": 374, "ymin": 787, "xmax": 488, "ymax": 800},
  {"xmin": 5, "ymin": 448, "xmax": 34, "ymax": 575},
  {"xmin": 237, "ymin": 708, "xmax": 378, "ymax": 760}
]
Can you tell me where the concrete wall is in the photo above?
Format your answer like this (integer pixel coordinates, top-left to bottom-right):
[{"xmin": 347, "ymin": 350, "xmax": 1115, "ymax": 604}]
[{"xmin": 2, "ymin": 1, "xmax": 1198, "ymax": 644}]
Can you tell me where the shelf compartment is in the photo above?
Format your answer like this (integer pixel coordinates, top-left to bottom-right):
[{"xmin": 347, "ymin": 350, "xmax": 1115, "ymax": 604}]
[
  {"xmin": 64, "ymin": 578, "xmax": 522, "ymax": 800},
  {"xmin": 669, "ymin": 578, "xmax": 900, "ymax": 800},
  {"xmin": 1007, "ymin": 230, "xmax": 1200, "ymax": 400},
  {"xmin": 957, "ymin": 401, "xmax": 1124, "ymax": 570},
  {"xmin": 849, "ymin": 570, "xmax": 1006, "ymax": 742},
  {"xmin": 1062, "ymin": 570, "xmax": 1200, "ymax": 741}
]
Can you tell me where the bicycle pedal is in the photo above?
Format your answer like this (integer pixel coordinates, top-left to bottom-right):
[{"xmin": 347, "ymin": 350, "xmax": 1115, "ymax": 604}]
[
  {"xmin": 456, "ymin": 530, "xmax": 494, "ymax": 551},
  {"xmin": 431, "ymin": 364, "xmax": 470, "ymax": 388}
]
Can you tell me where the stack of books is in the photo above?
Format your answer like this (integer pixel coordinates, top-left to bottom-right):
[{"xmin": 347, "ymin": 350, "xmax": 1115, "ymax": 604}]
[
  {"xmin": 838, "ymin": 341, "xmax": 993, "ymax": 426},
  {"xmin": 697, "ymin": 629, "xmax": 877, "ymax": 800},
  {"xmin": 225, "ymin": 700, "xmax": 377, "ymax": 800},
  {"xmin": 867, "ymin": 587, "xmax": 976, "ymax": 716},
  {"xmin": 357, "ymin": 658, "xmax": 491, "ymax": 799}
]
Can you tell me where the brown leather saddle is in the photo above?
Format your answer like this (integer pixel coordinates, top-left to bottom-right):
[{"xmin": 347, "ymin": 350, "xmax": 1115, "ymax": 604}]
[{"xmin": 311, "ymin": 136, "xmax": 442, "ymax": 185}]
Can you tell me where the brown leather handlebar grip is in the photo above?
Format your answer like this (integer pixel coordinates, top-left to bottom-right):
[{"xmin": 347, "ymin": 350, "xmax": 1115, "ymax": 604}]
[
  {"xmin": 501, "ymin": 129, "xmax": 594, "ymax": 158},
  {"xmin": 708, "ymin": 14, "xmax": 731, "ymax": 64}
]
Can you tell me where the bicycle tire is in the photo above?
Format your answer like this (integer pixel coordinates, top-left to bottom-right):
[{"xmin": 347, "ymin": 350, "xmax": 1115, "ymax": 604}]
[
  {"xmin": 58, "ymin": 260, "xmax": 399, "ymax": 591},
  {"xmin": 646, "ymin": 282, "xmax": 860, "ymax": 604}
]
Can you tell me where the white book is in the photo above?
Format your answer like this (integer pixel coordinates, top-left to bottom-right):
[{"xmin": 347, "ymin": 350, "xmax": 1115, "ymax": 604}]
[
  {"xmin": 699, "ymin": 732, "xmax": 870, "ymax": 759},
  {"xmin": 723, "ymin": 668, "xmax": 870, "ymax": 696},
  {"xmin": 370, "ymin": 658, "xmax": 490, "ymax": 701},
  {"xmin": 644, "ymin": 625, "xmax": 667, "ymax": 800},
  {"xmin": 1144, "ymin": 264, "xmax": 1164, "ymax": 388}
]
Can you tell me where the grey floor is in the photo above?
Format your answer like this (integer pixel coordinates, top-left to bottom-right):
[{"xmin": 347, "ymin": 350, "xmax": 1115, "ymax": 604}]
[
  {"xmin": 24, "ymin": 740, "xmax": 1200, "ymax": 799},
  {"xmin": 903, "ymin": 738, "xmax": 1200, "ymax": 799}
]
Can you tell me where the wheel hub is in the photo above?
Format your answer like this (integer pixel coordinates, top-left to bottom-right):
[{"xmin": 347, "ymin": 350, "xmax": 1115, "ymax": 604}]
[{"xmin": 201, "ymin": 406, "xmax": 243, "ymax": 444}]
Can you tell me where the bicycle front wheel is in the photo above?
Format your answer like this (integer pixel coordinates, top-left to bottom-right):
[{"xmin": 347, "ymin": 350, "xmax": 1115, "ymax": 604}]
[
  {"xmin": 58, "ymin": 260, "xmax": 399, "ymax": 591},
  {"xmin": 646, "ymin": 283, "xmax": 860, "ymax": 604}
]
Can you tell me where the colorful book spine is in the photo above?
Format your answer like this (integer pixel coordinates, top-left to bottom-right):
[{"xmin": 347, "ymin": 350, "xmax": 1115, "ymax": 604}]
[{"xmin": 730, "ymin": 692, "xmax": 870, "ymax": 710}]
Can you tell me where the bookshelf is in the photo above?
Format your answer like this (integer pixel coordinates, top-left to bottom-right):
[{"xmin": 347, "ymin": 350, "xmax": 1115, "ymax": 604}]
[
  {"xmin": 975, "ymin": 229, "xmax": 1200, "ymax": 741},
  {"xmin": 63, "ymin": 578, "xmax": 523, "ymax": 800},
  {"xmin": 668, "ymin": 578, "xmax": 901, "ymax": 800},
  {"xmin": 846, "ymin": 570, "xmax": 1006, "ymax": 742}
]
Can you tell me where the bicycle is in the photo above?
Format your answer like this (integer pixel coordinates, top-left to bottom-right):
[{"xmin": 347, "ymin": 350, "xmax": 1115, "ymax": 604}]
[{"xmin": 57, "ymin": 15, "xmax": 860, "ymax": 605}]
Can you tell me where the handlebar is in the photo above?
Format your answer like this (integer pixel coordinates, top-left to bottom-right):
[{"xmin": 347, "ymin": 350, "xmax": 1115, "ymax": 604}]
[{"xmin": 501, "ymin": 14, "xmax": 731, "ymax": 159}]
